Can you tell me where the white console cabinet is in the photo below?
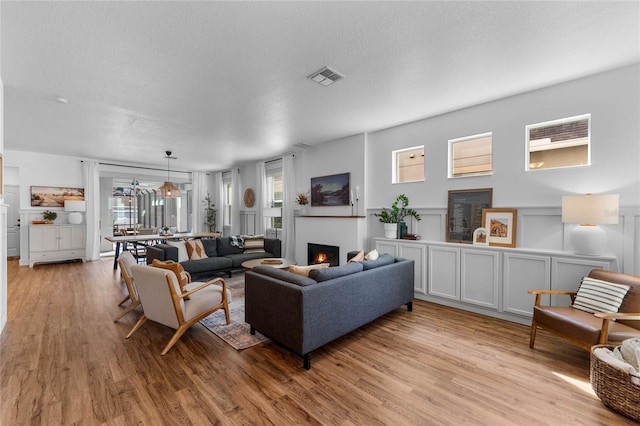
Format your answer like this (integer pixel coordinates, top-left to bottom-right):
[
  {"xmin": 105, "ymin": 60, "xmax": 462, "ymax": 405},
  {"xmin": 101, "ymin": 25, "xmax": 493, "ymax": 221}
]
[
  {"xmin": 29, "ymin": 225, "xmax": 86, "ymax": 267},
  {"xmin": 375, "ymin": 238, "xmax": 618, "ymax": 325}
]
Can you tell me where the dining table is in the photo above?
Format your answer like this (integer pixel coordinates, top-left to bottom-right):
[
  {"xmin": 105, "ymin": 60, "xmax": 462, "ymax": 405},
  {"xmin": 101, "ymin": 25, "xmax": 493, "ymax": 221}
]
[{"xmin": 105, "ymin": 232, "xmax": 221, "ymax": 270}]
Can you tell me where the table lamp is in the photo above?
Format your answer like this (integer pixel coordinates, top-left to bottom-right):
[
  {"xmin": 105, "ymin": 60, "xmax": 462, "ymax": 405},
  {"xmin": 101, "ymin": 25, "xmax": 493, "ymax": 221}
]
[
  {"xmin": 65, "ymin": 200, "xmax": 86, "ymax": 224},
  {"xmin": 562, "ymin": 194, "xmax": 618, "ymax": 255},
  {"xmin": 264, "ymin": 207, "xmax": 282, "ymax": 238}
]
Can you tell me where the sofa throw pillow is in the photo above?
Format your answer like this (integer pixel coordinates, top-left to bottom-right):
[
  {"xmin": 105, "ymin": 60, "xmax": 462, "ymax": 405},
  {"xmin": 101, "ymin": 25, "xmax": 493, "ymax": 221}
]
[
  {"xmin": 230, "ymin": 235, "xmax": 244, "ymax": 248},
  {"xmin": 151, "ymin": 259, "xmax": 190, "ymax": 298},
  {"xmin": 201, "ymin": 238, "xmax": 218, "ymax": 257},
  {"xmin": 166, "ymin": 241, "xmax": 189, "ymax": 263},
  {"xmin": 252, "ymin": 265, "xmax": 318, "ymax": 287},
  {"xmin": 185, "ymin": 239, "xmax": 208, "ymax": 260},
  {"xmin": 365, "ymin": 249, "xmax": 379, "ymax": 260},
  {"xmin": 572, "ymin": 276, "xmax": 631, "ymax": 314},
  {"xmin": 243, "ymin": 235, "xmax": 266, "ymax": 254},
  {"xmin": 348, "ymin": 250, "xmax": 365, "ymax": 263},
  {"xmin": 289, "ymin": 263, "xmax": 330, "ymax": 277}
]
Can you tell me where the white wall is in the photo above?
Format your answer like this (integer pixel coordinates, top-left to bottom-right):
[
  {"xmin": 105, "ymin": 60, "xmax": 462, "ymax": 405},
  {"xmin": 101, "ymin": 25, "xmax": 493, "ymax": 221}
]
[{"xmin": 365, "ymin": 65, "xmax": 640, "ymax": 274}]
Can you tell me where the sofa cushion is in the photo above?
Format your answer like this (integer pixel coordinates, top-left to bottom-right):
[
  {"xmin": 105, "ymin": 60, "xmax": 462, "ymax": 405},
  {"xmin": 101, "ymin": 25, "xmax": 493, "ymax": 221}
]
[
  {"xmin": 181, "ymin": 256, "xmax": 233, "ymax": 274},
  {"xmin": 252, "ymin": 265, "xmax": 317, "ymax": 286},
  {"xmin": 243, "ymin": 235, "xmax": 266, "ymax": 254},
  {"xmin": 217, "ymin": 237, "xmax": 244, "ymax": 256},
  {"xmin": 201, "ymin": 238, "xmax": 218, "ymax": 257},
  {"xmin": 309, "ymin": 262, "xmax": 363, "ymax": 282},
  {"xmin": 185, "ymin": 239, "xmax": 208, "ymax": 260},
  {"xmin": 361, "ymin": 253, "xmax": 395, "ymax": 271},
  {"xmin": 166, "ymin": 240, "xmax": 189, "ymax": 262},
  {"xmin": 289, "ymin": 263, "xmax": 330, "ymax": 277},
  {"xmin": 573, "ymin": 276, "xmax": 630, "ymax": 314}
]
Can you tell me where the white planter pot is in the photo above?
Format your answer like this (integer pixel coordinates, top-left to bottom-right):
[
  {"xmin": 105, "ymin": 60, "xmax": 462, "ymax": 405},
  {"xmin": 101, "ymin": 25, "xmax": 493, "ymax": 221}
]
[{"xmin": 383, "ymin": 223, "xmax": 398, "ymax": 239}]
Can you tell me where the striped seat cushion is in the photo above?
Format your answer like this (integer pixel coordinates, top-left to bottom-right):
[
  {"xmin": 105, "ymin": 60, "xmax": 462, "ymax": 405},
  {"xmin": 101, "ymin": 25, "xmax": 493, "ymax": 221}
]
[
  {"xmin": 573, "ymin": 276, "xmax": 631, "ymax": 314},
  {"xmin": 243, "ymin": 235, "xmax": 265, "ymax": 254}
]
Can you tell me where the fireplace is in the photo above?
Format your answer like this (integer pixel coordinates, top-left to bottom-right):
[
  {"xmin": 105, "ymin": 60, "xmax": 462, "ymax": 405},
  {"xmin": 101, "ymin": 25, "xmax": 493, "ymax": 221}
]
[{"xmin": 308, "ymin": 243, "xmax": 340, "ymax": 267}]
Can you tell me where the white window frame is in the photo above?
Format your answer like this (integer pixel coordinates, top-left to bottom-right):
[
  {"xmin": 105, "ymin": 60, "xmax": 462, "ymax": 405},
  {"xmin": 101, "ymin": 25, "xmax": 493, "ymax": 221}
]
[
  {"xmin": 448, "ymin": 132, "xmax": 493, "ymax": 178},
  {"xmin": 392, "ymin": 145, "xmax": 425, "ymax": 184},
  {"xmin": 526, "ymin": 114, "xmax": 591, "ymax": 171}
]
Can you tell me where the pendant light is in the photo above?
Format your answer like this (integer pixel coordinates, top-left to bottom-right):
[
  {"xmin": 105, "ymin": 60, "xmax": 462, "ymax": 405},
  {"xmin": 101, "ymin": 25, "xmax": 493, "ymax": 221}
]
[{"xmin": 157, "ymin": 150, "xmax": 181, "ymax": 198}]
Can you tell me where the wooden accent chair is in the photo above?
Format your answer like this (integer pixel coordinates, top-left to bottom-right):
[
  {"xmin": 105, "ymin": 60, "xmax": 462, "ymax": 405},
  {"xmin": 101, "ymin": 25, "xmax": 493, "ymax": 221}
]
[
  {"xmin": 113, "ymin": 251, "xmax": 141, "ymax": 322},
  {"xmin": 529, "ymin": 269, "xmax": 640, "ymax": 351},
  {"xmin": 128, "ymin": 264, "xmax": 231, "ymax": 355}
]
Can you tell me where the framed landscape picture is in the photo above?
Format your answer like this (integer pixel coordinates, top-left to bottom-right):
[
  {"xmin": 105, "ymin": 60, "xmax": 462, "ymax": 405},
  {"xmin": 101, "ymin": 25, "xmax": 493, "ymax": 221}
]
[
  {"xmin": 30, "ymin": 186, "xmax": 85, "ymax": 207},
  {"xmin": 482, "ymin": 208, "xmax": 517, "ymax": 248},
  {"xmin": 446, "ymin": 188, "xmax": 493, "ymax": 243},
  {"xmin": 310, "ymin": 173, "xmax": 350, "ymax": 206}
]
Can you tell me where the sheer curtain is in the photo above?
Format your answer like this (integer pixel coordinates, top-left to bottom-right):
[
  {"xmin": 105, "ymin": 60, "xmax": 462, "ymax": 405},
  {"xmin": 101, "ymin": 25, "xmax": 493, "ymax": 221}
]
[
  {"xmin": 255, "ymin": 161, "xmax": 266, "ymax": 235},
  {"xmin": 214, "ymin": 172, "xmax": 223, "ymax": 234},
  {"xmin": 83, "ymin": 160, "xmax": 100, "ymax": 261},
  {"xmin": 282, "ymin": 155, "xmax": 296, "ymax": 260},
  {"xmin": 230, "ymin": 168, "xmax": 240, "ymax": 235},
  {"xmin": 191, "ymin": 171, "xmax": 207, "ymax": 233}
]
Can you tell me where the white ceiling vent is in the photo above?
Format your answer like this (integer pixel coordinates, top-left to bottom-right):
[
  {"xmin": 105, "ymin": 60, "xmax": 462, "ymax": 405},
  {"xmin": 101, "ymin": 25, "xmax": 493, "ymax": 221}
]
[{"xmin": 308, "ymin": 66, "xmax": 344, "ymax": 86}]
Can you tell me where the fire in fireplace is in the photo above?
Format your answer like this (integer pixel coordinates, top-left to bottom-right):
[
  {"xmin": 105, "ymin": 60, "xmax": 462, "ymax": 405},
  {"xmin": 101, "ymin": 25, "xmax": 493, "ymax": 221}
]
[{"xmin": 308, "ymin": 243, "xmax": 340, "ymax": 267}]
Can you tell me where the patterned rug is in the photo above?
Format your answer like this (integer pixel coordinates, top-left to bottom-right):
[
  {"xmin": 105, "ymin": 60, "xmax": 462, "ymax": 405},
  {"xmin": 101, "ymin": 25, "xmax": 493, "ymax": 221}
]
[{"xmin": 199, "ymin": 273, "xmax": 269, "ymax": 350}]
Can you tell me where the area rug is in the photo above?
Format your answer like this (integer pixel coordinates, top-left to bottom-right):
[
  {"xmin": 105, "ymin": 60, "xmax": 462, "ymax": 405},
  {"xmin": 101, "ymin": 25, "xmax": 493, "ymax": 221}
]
[{"xmin": 199, "ymin": 273, "xmax": 269, "ymax": 350}]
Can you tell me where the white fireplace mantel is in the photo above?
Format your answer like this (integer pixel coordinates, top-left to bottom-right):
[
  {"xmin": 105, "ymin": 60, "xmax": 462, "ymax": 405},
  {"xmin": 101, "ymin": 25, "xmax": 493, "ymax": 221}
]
[{"xmin": 294, "ymin": 216, "xmax": 367, "ymax": 266}]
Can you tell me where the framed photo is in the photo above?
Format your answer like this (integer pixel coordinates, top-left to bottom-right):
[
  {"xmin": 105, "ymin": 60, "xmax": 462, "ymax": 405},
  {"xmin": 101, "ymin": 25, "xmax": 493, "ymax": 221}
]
[
  {"xmin": 30, "ymin": 186, "xmax": 85, "ymax": 207},
  {"xmin": 446, "ymin": 188, "xmax": 493, "ymax": 243},
  {"xmin": 482, "ymin": 208, "xmax": 517, "ymax": 248},
  {"xmin": 310, "ymin": 172, "xmax": 350, "ymax": 206},
  {"xmin": 472, "ymin": 227, "xmax": 489, "ymax": 245}
]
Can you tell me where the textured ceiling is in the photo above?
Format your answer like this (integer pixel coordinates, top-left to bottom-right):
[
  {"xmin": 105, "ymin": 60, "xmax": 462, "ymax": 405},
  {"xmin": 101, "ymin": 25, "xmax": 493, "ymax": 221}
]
[{"xmin": 2, "ymin": 1, "xmax": 639, "ymax": 172}]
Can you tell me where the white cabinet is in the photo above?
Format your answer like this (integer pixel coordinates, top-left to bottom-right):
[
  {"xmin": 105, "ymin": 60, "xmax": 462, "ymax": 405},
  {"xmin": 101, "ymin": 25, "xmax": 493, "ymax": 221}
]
[
  {"xmin": 503, "ymin": 252, "xmax": 551, "ymax": 317},
  {"xmin": 461, "ymin": 248, "xmax": 500, "ymax": 310},
  {"xmin": 428, "ymin": 245, "xmax": 459, "ymax": 300},
  {"xmin": 374, "ymin": 237, "xmax": 619, "ymax": 325},
  {"xmin": 29, "ymin": 225, "xmax": 86, "ymax": 267}
]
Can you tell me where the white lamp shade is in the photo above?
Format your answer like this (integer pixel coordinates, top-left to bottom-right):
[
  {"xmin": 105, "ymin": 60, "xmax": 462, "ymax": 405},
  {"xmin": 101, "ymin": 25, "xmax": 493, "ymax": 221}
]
[
  {"xmin": 264, "ymin": 207, "xmax": 282, "ymax": 217},
  {"xmin": 562, "ymin": 194, "xmax": 619, "ymax": 225},
  {"xmin": 64, "ymin": 200, "xmax": 86, "ymax": 212}
]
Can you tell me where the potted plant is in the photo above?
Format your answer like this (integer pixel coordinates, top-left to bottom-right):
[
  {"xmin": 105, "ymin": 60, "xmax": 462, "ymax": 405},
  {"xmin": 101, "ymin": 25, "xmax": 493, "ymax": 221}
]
[
  {"xmin": 375, "ymin": 194, "xmax": 421, "ymax": 238},
  {"xmin": 202, "ymin": 192, "xmax": 217, "ymax": 232},
  {"xmin": 43, "ymin": 210, "xmax": 58, "ymax": 224},
  {"xmin": 296, "ymin": 192, "xmax": 309, "ymax": 215}
]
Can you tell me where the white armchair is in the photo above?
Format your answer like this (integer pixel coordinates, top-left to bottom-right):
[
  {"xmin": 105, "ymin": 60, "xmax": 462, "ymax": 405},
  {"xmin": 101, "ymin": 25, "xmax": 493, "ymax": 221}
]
[{"xmin": 128, "ymin": 264, "xmax": 231, "ymax": 355}]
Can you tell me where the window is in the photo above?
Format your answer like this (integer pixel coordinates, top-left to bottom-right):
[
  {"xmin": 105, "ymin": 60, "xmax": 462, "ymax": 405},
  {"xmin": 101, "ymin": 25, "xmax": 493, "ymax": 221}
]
[
  {"xmin": 266, "ymin": 160, "xmax": 283, "ymax": 231},
  {"xmin": 526, "ymin": 114, "xmax": 590, "ymax": 171},
  {"xmin": 222, "ymin": 171, "xmax": 232, "ymax": 227},
  {"xmin": 448, "ymin": 133, "xmax": 492, "ymax": 178},
  {"xmin": 393, "ymin": 146, "xmax": 424, "ymax": 183}
]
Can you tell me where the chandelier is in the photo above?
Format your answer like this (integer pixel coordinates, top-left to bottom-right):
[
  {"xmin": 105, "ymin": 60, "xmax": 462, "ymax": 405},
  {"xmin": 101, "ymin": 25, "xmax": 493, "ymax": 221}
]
[{"xmin": 157, "ymin": 150, "xmax": 181, "ymax": 198}]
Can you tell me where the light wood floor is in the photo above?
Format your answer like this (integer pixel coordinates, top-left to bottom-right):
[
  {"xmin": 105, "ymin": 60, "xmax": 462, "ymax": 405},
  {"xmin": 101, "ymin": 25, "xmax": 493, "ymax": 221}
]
[{"xmin": 1, "ymin": 258, "xmax": 634, "ymax": 425}]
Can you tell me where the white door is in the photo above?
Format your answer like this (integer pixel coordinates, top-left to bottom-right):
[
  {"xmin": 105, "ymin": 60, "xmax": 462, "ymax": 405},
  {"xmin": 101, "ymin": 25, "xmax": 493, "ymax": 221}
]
[{"xmin": 5, "ymin": 185, "xmax": 20, "ymax": 257}]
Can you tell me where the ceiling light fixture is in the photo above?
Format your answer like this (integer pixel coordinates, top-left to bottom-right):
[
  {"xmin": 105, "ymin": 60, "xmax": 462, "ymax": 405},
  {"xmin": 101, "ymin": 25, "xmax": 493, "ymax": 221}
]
[
  {"xmin": 157, "ymin": 150, "xmax": 181, "ymax": 198},
  {"xmin": 55, "ymin": 96, "xmax": 68, "ymax": 104},
  {"xmin": 308, "ymin": 66, "xmax": 345, "ymax": 86}
]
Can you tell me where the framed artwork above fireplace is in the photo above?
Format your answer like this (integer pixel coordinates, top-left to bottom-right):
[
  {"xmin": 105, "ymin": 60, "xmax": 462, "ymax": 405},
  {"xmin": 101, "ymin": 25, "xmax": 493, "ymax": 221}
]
[{"xmin": 310, "ymin": 172, "xmax": 350, "ymax": 206}]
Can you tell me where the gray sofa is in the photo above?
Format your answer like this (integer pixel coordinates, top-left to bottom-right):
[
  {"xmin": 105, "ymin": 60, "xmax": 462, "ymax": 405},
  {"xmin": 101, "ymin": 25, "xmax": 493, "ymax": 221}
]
[
  {"xmin": 245, "ymin": 254, "xmax": 414, "ymax": 369},
  {"xmin": 146, "ymin": 236, "xmax": 281, "ymax": 280}
]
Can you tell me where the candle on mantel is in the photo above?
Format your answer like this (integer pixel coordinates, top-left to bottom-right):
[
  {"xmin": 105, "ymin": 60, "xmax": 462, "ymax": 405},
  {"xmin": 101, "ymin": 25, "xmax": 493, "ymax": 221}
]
[
  {"xmin": 350, "ymin": 190, "xmax": 354, "ymax": 204},
  {"xmin": 356, "ymin": 186, "xmax": 360, "ymax": 199}
]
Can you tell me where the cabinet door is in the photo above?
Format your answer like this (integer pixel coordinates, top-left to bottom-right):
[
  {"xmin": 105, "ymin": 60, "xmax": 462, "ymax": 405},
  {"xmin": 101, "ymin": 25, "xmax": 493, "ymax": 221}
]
[
  {"xmin": 461, "ymin": 249, "xmax": 500, "ymax": 309},
  {"xmin": 428, "ymin": 246, "xmax": 460, "ymax": 300},
  {"xmin": 550, "ymin": 257, "xmax": 616, "ymax": 306},
  {"xmin": 29, "ymin": 226, "xmax": 59, "ymax": 252},
  {"xmin": 398, "ymin": 243, "xmax": 426, "ymax": 293},
  {"xmin": 503, "ymin": 252, "xmax": 550, "ymax": 317},
  {"xmin": 375, "ymin": 239, "xmax": 398, "ymax": 257},
  {"xmin": 58, "ymin": 226, "xmax": 85, "ymax": 250}
]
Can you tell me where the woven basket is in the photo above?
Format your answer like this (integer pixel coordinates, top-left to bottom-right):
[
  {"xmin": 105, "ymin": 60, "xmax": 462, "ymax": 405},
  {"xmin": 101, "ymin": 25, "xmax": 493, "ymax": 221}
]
[{"xmin": 590, "ymin": 345, "xmax": 640, "ymax": 421}]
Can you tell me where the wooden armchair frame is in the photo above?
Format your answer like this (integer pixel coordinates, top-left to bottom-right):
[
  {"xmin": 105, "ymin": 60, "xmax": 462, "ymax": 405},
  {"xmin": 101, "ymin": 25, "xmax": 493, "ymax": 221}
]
[
  {"xmin": 126, "ymin": 270, "xmax": 230, "ymax": 355},
  {"xmin": 113, "ymin": 252, "xmax": 141, "ymax": 322},
  {"xmin": 529, "ymin": 274, "xmax": 640, "ymax": 351}
]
